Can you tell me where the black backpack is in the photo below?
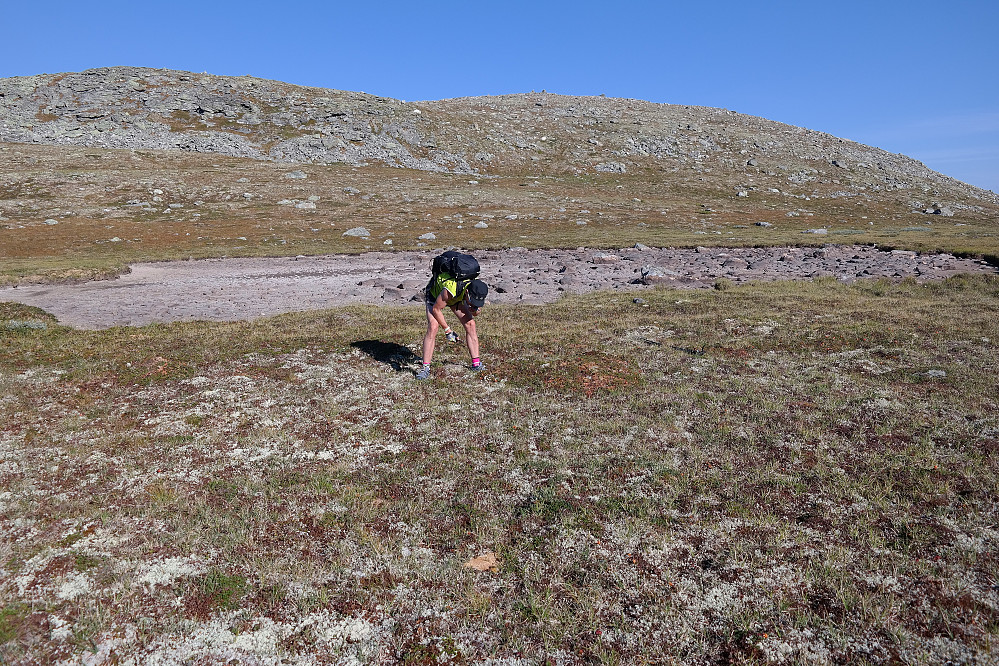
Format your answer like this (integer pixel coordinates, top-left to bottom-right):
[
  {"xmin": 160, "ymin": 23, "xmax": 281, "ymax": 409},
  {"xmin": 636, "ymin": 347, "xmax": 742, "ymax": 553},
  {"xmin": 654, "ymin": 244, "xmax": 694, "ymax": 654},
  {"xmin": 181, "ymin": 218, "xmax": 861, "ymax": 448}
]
[{"xmin": 431, "ymin": 250, "xmax": 480, "ymax": 282}]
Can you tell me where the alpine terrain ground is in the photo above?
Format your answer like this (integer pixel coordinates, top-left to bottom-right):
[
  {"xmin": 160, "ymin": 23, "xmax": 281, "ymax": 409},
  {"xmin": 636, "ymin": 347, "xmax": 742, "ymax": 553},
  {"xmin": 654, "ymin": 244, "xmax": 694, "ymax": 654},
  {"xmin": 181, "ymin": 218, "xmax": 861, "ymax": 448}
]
[{"xmin": 1, "ymin": 67, "xmax": 998, "ymax": 664}]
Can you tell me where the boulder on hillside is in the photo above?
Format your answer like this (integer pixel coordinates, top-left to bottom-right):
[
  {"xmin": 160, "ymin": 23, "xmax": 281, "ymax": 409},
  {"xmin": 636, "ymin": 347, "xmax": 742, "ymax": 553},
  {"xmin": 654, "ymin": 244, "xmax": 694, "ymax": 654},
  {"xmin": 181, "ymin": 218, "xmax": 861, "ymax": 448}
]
[
  {"xmin": 924, "ymin": 205, "xmax": 954, "ymax": 216},
  {"xmin": 595, "ymin": 161, "xmax": 626, "ymax": 173}
]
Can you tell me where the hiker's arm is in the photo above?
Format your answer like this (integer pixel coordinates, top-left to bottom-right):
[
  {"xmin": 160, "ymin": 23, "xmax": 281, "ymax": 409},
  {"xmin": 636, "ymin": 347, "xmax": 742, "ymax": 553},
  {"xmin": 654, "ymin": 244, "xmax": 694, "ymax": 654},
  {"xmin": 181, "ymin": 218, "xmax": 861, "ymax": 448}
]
[{"xmin": 431, "ymin": 291, "xmax": 451, "ymax": 331}]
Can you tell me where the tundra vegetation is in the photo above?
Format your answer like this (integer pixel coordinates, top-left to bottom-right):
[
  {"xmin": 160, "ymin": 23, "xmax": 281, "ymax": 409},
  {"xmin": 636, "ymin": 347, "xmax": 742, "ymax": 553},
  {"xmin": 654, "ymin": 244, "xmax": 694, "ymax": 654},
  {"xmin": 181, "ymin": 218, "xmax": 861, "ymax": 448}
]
[
  {"xmin": 1, "ymin": 68, "xmax": 999, "ymax": 664},
  {"xmin": 2, "ymin": 276, "xmax": 998, "ymax": 664}
]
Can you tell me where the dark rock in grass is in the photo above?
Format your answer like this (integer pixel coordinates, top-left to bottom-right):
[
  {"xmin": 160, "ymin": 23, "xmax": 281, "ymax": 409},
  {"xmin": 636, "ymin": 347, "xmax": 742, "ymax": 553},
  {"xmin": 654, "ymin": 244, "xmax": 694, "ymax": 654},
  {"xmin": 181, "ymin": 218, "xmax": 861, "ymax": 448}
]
[{"xmin": 713, "ymin": 278, "xmax": 733, "ymax": 291}]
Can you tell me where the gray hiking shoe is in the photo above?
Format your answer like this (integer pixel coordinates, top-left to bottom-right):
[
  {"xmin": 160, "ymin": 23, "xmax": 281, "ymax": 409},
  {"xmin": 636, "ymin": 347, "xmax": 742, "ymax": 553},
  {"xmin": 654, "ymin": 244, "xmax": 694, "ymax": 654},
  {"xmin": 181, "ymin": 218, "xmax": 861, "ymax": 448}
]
[
  {"xmin": 415, "ymin": 365, "xmax": 431, "ymax": 381},
  {"xmin": 470, "ymin": 363, "xmax": 485, "ymax": 373}
]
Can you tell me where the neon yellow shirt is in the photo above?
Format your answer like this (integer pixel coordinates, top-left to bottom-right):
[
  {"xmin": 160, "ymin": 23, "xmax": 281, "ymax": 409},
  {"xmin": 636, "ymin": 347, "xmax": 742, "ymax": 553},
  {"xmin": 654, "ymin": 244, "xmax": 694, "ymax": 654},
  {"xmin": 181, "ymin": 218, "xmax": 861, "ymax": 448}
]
[{"xmin": 427, "ymin": 273, "xmax": 467, "ymax": 306}]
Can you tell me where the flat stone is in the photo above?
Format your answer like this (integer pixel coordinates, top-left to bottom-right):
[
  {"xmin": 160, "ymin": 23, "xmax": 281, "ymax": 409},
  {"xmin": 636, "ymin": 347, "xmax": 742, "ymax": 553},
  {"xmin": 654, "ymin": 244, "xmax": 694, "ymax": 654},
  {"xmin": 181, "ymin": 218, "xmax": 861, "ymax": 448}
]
[{"xmin": 641, "ymin": 266, "xmax": 682, "ymax": 284}]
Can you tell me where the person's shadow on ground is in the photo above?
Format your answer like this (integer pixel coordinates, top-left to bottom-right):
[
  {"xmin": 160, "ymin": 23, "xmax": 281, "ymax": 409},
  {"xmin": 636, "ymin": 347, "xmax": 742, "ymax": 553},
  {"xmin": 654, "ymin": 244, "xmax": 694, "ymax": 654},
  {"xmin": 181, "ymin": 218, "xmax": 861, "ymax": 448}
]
[{"xmin": 351, "ymin": 340, "xmax": 420, "ymax": 372}]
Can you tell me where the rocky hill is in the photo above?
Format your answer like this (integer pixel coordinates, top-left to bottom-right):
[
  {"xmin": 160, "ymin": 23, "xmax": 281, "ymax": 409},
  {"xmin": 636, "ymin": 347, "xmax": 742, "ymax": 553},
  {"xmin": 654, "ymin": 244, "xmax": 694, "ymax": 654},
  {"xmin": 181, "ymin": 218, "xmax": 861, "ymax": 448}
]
[
  {"xmin": 2, "ymin": 66, "xmax": 999, "ymax": 286},
  {"xmin": 2, "ymin": 66, "xmax": 996, "ymax": 211}
]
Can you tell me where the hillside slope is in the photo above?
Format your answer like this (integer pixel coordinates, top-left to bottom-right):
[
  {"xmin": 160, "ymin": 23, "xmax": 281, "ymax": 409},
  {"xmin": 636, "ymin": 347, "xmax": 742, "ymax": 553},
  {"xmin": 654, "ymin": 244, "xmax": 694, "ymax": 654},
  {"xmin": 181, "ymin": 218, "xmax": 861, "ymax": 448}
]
[
  {"xmin": 1, "ymin": 66, "xmax": 995, "ymax": 207},
  {"xmin": 1, "ymin": 67, "xmax": 997, "ymax": 284}
]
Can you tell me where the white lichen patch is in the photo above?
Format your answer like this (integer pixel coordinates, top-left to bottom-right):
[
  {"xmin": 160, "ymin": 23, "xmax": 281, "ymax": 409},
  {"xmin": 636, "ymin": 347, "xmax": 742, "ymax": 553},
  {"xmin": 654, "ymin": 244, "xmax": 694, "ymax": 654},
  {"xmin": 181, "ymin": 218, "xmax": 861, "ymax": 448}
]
[
  {"xmin": 49, "ymin": 614, "xmax": 73, "ymax": 642},
  {"xmin": 56, "ymin": 571, "xmax": 92, "ymax": 600},
  {"xmin": 137, "ymin": 555, "xmax": 206, "ymax": 589},
  {"xmin": 87, "ymin": 611, "xmax": 389, "ymax": 665}
]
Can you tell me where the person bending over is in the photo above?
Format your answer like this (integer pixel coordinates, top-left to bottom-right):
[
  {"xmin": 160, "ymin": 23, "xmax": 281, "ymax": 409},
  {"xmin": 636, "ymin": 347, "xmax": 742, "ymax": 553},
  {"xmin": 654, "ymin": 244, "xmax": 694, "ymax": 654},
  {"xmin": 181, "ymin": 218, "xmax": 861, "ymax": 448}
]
[{"xmin": 417, "ymin": 275, "xmax": 488, "ymax": 380}]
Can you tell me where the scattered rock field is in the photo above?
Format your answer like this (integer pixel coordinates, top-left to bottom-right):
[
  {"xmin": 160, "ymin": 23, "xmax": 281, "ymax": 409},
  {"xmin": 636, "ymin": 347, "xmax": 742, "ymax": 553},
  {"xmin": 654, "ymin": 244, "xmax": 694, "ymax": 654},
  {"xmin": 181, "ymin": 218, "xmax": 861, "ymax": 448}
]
[{"xmin": 2, "ymin": 245, "xmax": 993, "ymax": 329}]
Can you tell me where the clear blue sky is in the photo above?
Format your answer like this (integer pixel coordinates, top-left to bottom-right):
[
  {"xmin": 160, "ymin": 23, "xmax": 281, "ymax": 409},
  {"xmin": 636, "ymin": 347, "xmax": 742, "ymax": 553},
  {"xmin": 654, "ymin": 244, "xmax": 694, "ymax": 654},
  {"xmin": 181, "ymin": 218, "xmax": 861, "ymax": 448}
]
[{"xmin": 3, "ymin": 0, "xmax": 997, "ymax": 193}]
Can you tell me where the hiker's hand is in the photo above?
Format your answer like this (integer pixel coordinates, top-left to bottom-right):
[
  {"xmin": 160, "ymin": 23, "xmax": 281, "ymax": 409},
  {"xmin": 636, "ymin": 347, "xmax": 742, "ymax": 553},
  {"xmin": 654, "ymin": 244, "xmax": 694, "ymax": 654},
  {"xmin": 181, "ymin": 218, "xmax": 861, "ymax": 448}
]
[{"xmin": 446, "ymin": 330, "xmax": 460, "ymax": 343}]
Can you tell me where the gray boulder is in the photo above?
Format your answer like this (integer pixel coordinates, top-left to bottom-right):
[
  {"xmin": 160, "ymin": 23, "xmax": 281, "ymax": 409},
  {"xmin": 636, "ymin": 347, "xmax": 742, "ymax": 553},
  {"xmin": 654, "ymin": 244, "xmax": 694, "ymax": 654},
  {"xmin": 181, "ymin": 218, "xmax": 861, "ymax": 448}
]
[
  {"xmin": 595, "ymin": 161, "xmax": 627, "ymax": 173},
  {"xmin": 641, "ymin": 266, "xmax": 682, "ymax": 284},
  {"xmin": 925, "ymin": 205, "xmax": 955, "ymax": 217}
]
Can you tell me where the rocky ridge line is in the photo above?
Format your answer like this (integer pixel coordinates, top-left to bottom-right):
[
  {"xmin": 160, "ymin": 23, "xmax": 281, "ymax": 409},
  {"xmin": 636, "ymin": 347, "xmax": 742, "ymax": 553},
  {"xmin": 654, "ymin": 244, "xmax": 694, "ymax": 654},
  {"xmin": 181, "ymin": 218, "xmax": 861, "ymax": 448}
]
[{"xmin": 1, "ymin": 67, "xmax": 996, "ymax": 215}]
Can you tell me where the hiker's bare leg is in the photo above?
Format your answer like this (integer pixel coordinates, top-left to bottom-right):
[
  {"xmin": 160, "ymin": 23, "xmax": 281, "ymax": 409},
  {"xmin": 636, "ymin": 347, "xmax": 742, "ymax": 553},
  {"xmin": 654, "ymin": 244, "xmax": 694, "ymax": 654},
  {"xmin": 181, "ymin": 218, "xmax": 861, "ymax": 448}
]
[
  {"xmin": 454, "ymin": 304, "xmax": 479, "ymax": 360},
  {"xmin": 423, "ymin": 292, "xmax": 454, "ymax": 365},
  {"xmin": 422, "ymin": 304, "xmax": 439, "ymax": 365}
]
